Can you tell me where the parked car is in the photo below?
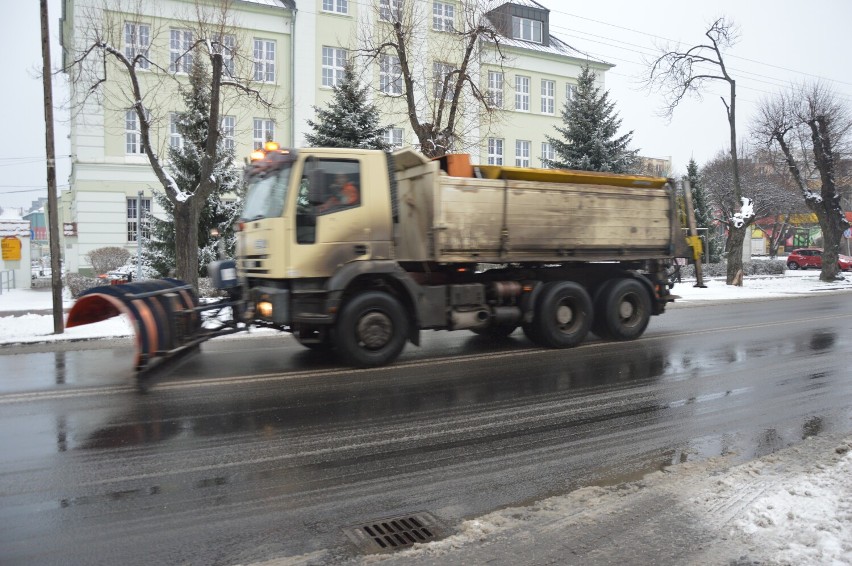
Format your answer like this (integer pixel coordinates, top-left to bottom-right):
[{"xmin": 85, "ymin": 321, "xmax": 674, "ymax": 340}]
[{"xmin": 786, "ymin": 248, "xmax": 852, "ymax": 271}]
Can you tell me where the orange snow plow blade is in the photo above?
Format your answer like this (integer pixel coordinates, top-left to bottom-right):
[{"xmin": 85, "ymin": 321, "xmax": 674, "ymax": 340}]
[{"xmin": 66, "ymin": 278, "xmax": 201, "ymax": 373}]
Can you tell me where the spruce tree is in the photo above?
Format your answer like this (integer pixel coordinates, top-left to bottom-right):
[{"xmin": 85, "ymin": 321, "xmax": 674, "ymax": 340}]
[
  {"xmin": 143, "ymin": 61, "xmax": 242, "ymax": 277},
  {"xmin": 305, "ymin": 62, "xmax": 391, "ymax": 150},
  {"xmin": 686, "ymin": 158, "xmax": 722, "ymax": 263},
  {"xmin": 544, "ymin": 64, "xmax": 638, "ymax": 173}
]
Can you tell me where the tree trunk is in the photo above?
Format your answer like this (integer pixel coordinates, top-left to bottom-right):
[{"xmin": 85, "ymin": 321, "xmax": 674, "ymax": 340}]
[
  {"xmin": 173, "ymin": 202, "xmax": 200, "ymax": 290},
  {"xmin": 726, "ymin": 225, "xmax": 747, "ymax": 286},
  {"xmin": 816, "ymin": 209, "xmax": 845, "ymax": 282}
]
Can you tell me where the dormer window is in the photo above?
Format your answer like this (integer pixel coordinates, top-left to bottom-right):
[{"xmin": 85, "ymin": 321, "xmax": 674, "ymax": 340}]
[{"xmin": 512, "ymin": 15, "xmax": 542, "ymax": 43}]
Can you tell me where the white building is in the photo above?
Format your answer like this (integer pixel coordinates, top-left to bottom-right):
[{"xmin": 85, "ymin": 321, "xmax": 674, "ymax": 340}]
[{"xmin": 59, "ymin": 0, "xmax": 610, "ymax": 275}]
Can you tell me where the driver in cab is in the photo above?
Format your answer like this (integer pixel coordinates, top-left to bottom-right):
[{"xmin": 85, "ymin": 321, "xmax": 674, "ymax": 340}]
[{"xmin": 319, "ymin": 172, "xmax": 359, "ymax": 212}]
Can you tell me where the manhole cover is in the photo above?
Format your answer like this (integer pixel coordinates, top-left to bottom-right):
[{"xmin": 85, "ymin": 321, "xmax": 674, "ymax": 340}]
[{"xmin": 343, "ymin": 511, "xmax": 446, "ymax": 553}]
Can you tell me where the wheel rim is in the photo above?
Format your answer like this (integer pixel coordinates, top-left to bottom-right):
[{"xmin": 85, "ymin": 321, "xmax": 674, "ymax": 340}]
[
  {"xmin": 618, "ymin": 295, "xmax": 639, "ymax": 326},
  {"xmin": 356, "ymin": 311, "xmax": 393, "ymax": 350},
  {"xmin": 555, "ymin": 298, "xmax": 582, "ymax": 334}
]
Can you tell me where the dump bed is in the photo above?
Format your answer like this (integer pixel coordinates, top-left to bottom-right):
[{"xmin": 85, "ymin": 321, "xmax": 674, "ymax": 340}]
[{"xmin": 392, "ymin": 149, "xmax": 686, "ymax": 264}]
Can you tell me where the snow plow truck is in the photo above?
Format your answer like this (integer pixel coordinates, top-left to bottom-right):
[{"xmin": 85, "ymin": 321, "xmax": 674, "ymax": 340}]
[{"xmin": 66, "ymin": 144, "xmax": 693, "ymax": 380}]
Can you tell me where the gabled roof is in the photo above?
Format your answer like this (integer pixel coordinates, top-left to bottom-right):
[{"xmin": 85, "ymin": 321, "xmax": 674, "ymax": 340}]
[{"xmin": 236, "ymin": 0, "xmax": 294, "ymax": 9}]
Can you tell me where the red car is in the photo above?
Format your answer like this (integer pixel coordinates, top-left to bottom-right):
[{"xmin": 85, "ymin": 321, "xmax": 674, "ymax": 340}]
[{"xmin": 786, "ymin": 248, "xmax": 852, "ymax": 271}]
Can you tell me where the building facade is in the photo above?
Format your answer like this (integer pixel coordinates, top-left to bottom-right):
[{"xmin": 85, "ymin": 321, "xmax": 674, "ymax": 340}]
[{"xmin": 59, "ymin": 0, "xmax": 611, "ymax": 274}]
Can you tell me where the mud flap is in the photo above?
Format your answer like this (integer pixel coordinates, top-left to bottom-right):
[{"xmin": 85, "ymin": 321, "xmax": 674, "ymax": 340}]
[{"xmin": 66, "ymin": 278, "xmax": 200, "ymax": 373}]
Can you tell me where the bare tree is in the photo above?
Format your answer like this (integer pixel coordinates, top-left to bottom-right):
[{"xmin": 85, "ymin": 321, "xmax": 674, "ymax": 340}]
[
  {"xmin": 701, "ymin": 149, "xmax": 805, "ymax": 261},
  {"xmin": 646, "ymin": 17, "xmax": 749, "ymax": 285},
  {"xmin": 357, "ymin": 0, "xmax": 505, "ymax": 157},
  {"xmin": 752, "ymin": 82, "xmax": 852, "ymax": 281},
  {"xmin": 64, "ymin": 0, "xmax": 281, "ymax": 289}
]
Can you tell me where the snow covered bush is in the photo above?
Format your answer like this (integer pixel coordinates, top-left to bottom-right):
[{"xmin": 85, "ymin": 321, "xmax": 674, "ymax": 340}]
[
  {"xmin": 65, "ymin": 273, "xmax": 101, "ymax": 297},
  {"xmin": 86, "ymin": 247, "xmax": 131, "ymax": 276},
  {"xmin": 677, "ymin": 260, "xmax": 785, "ymax": 279}
]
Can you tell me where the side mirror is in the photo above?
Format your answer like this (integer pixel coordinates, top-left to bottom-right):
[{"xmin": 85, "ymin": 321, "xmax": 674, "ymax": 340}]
[{"xmin": 307, "ymin": 168, "xmax": 326, "ymax": 205}]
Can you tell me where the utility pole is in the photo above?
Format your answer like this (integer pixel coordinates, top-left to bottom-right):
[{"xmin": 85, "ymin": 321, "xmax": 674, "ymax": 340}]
[{"xmin": 40, "ymin": 0, "xmax": 64, "ymax": 334}]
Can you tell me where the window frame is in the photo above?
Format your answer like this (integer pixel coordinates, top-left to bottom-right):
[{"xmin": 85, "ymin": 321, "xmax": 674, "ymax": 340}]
[
  {"xmin": 540, "ymin": 142, "xmax": 554, "ymax": 167},
  {"xmin": 380, "ymin": 54, "xmax": 403, "ymax": 95},
  {"xmin": 541, "ymin": 79, "xmax": 555, "ymax": 114},
  {"xmin": 322, "ymin": 0, "xmax": 349, "ymax": 14},
  {"xmin": 384, "ymin": 127, "xmax": 404, "ymax": 149},
  {"xmin": 322, "ymin": 46, "xmax": 348, "ymax": 88},
  {"xmin": 379, "ymin": 0, "xmax": 403, "ymax": 22},
  {"xmin": 432, "ymin": 1, "xmax": 455, "ymax": 32},
  {"xmin": 515, "ymin": 75, "xmax": 530, "ymax": 112},
  {"xmin": 433, "ymin": 61, "xmax": 457, "ymax": 100},
  {"xmin": 169, "ymin": 28, "xmax": 193, "ymax": 73},
  {"xmin": 125, "ymin": 110, "xmax": 145, "ymax": 155},
  {"xmin": 487, "ymin": 138, "xmax": 504, "ymax": 165},
  {"xmin": 124, "ymin": 22, "xmax": 150, "ymax": 70},
  {"xmin": 253, "ymin": 118, "xmax": 275, "ymax": 150},
  {"xmin": 253, "ymin": 39, "xmax": 276, "ymax": 83},
  {"xmin": 512, "ymin": 16, "xmax": 543, "ymax": 43},
  {"xmin": 488, "ymin": 70, "xmax": 504, "ymax": 108},
  {"xmin": 515, "ymin": 139, "xmax": 530, "ymax": 167},
  {"xmin": 127, "ymin": 197, "xmax": 152, "ymax": 243},
  {"xmin": 221, "ymin": 115, "xmax": 236, "ymax": 153},
  {"xmin": 169, "ymin": 113, "xmax": 183, "ymax": 151}
]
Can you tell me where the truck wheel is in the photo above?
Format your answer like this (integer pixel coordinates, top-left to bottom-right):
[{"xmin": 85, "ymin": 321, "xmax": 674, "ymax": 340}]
[
  {"xmin": 336, "ymin": 291, "xmax": 407, "ymax": 367},
  {"xmin": 532, "ymin": 281, "xmax": 592, "ymax": 348},
  {"xmin": 594, "ymin": 279, "xmax": 651, "ymax": 341}
]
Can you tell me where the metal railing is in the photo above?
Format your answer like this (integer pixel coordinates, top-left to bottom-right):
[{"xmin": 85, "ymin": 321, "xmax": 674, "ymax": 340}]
[{"xmin": 0, "ymin": 270, "xmax": 14, "ymax": 294}]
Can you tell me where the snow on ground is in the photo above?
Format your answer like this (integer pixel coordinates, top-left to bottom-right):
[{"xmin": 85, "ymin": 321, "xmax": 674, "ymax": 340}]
[{"xmin": 3, "ymin": 271, "xmax": 852, "ymax": 565}]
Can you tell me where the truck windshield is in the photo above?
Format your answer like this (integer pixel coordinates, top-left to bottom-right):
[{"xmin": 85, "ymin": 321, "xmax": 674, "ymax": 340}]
[{"xmin": 241, "ymin": 164, "xmax": 292, "ymax": 221}]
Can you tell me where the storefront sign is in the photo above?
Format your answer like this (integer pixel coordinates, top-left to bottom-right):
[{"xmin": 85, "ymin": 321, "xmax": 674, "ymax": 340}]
[{"xmin": 1, "ymin": 236, "xmax": 22, "ymax": 261}]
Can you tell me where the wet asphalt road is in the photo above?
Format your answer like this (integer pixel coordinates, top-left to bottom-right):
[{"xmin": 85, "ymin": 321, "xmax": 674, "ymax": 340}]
[{"xmin": 1, "ymin": 293, "xmax": 850, "ymax": 565}]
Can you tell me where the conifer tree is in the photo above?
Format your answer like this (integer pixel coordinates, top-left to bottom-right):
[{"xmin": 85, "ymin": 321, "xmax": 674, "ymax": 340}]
[
  {"xmin": 544, "ymin": 64, "xmax": 638, "ymax": 173},
  {"xmin": 143, "ymin": 61, "xmax": 242, "ymax": 277},
  {"xmin": 305, "ymin": 63, "xmax": 391, "ymax": 150},
  {"xmin": 687, "ymin": 158, "xmax": 722, "ymax": 263}
]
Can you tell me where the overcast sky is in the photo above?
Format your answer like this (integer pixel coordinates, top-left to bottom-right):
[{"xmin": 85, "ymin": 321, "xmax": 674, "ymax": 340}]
[{"xmin": 2, "ymin": 0, "xmax": 851, "ymax": 210}]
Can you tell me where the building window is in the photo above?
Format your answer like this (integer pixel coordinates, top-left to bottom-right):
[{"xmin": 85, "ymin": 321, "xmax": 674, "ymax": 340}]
[
  {"xmin": 380, "ymin": 54, "xmax": 403, "ymax": 95},
  {"xmin": 540, "ymin": 142, "xmax": 554, "ymax": 167},
  {"xmin": 169, "ymin": 29, "xmax": 193, "ymax": 73},
  {"xmin": 515, "ymin": 75, "xmax": 530, "ymax": 111},
  {"xmin": 124, "ymin": 22, "xmax": 150, "ymax": 69},
  {"xmin": 541, "ymin": 79, "xmax": 555, "ymax": 114},
  {"xmin": 380, "ymin": 0, "xmax": 402, "ymax": 22},
  {"xmin": 169, "ymin": 113, "xmax": 183, "ymax": 150},
  {"xmin": 384, "ymin": 127, "xmax": 404, "ymax": 149},
  {"xmin": 512, "ymin": 16, "xmax": 542, "ymax": 43},
  {"xmin": 322, "ymin": 47, "xmax": 348, "ymax": 87},
  {"xmin": 487, "ymin": 71, "xmax": 503, "ymax": 108},
  {"xmin": 566, "ymin": 83, "xmax": 577, "ymax": 103},
  {"xmin": 515, "ymin": 140, "xmax": 530, "ymax": 167},
  {"xmin": 216, "ymin": 34, "xmax": 236, "ymax": 77},
  {"xmin": 125, "ymin": 110, "xmax": 145, "ymax": 154},
  {"xmin": 487, "ymin": 138, "xmax": 504, "ymax": 165},
  {"xmin": 253, "ymin": 39, "xmax": 275, "ymax": 82},
  {"xmin": 433, "ymin": 1, "xmax": 454, "ymax": 32},
  {"xmin": 222, "ymin": 115, "xmax": 235, "ymax": 152},
  {"xmin": 127, "ymin": 197, "xmax": 151, "ymax": 242},
  {"xmin": 322, "ymin": 0, "xmax": 348, "ymax": 14},
  {"xmin": 434, "ymin": 62, "xmax": 456, "ymax": 100},
  {"xmin": 253, "ymin": 118, "xmax": 274, "ymax": 149}
]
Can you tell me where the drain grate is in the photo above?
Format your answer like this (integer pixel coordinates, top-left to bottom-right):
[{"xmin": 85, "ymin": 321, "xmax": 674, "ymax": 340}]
[{"xmin": 343, "ymin": 511, "xmax": 446, "ymax": 553}]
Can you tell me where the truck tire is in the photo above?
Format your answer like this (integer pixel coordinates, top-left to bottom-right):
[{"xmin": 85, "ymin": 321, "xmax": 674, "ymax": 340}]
[
  {"xmin": 593, "ymin": 279, "xmax": 651, "ymax": 341},
  {"xmin": 531, "ymin": 281, "xmax": 592, "ymax": 348},
  {"xmin": 336, "ymin": 291, "xmax": 407, "ymax": 367}
]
